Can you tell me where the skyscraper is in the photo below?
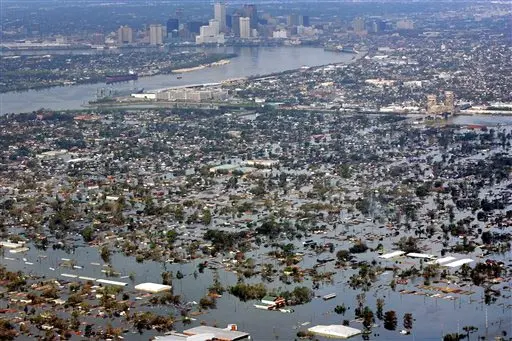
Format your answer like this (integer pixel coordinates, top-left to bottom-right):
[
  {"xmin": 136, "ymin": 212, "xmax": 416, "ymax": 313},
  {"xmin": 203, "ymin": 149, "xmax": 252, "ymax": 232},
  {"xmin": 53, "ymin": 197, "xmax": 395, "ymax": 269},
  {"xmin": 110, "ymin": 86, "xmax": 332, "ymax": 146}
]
[
  {"xmin": 149, "ymin": 24, "xmax": 164, "ymax": 45},
  {"xmin": 214, "ymin": 3, "xmax": 226, "ymax": 32},
  {"xmin": 353, "ymin": 17, "xmax": 366, "ymax": 33},
  {"xmin": 243, "ymin": 4, "xmax": 258, "ymax": 29},
  {"xmin": 239, "ymin": 17, "xmax": 251, "ymax": 38},
  {"xmin": 117, "ymin": 25, "xmax": 133, "ymax": 45},
  {"xmin": 232, "ymin": 13, "xmax": 241, "ymax": 36},
  {"xmin": 302, "ymin": 15, "xmax": 310, "ymax": 27},
  {"xmin": 167, "ymin": 18, "xmax": 179, "ymax": 32}
]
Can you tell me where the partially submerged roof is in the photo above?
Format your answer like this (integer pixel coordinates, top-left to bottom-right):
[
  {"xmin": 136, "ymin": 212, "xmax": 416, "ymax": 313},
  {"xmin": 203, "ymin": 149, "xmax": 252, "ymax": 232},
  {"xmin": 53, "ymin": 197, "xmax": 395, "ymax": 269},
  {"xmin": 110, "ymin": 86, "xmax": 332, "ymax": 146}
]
[
  {"xmin": 183, "ymin": 326, "xmax": 250, "ymax": 341},
  {"xmin": 308, "ymin": 324, "xmax": 362, "ymax": 339}
]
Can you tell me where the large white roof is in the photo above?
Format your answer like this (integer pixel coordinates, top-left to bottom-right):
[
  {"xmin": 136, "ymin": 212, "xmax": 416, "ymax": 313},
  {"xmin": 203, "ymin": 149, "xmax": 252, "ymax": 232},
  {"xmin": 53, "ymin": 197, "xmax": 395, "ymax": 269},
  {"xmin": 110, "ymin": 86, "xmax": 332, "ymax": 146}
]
[
  {"xmin": 378, "ymin": 251, "xmax": 405, "ymax": 259},
  {"xmin": 135, "ymin": 282, "xmax": 172, "ymax": 293},
  {"xmin": 308, "ymin": 324, "xmax": 362, "ymax": 339},
  {"xmin": 443, "ymin": 258, "xmax": 474, "ymax": 267}
]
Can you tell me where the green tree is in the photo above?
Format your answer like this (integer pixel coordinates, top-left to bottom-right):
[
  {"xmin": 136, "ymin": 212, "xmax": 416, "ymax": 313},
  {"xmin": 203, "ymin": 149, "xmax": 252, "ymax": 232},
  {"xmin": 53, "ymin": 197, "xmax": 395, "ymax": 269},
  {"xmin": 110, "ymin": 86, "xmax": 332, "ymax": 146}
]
[
  {"xmin": 81, "ymin": 226, "xmax": 94, "ymax": 242},
  {"xmin": 384, "ymin": 310, "xmax": 397, "ymax": 330},
  {"xmin": 403, "ymin": 313, "xmax": 413, "ymax": 330}
]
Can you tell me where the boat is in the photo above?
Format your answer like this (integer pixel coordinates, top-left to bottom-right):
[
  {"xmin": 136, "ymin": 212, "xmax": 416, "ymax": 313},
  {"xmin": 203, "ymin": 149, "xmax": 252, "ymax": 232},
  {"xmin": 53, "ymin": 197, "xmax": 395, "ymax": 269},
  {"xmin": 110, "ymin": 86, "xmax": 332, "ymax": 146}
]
[
  {"xmin": 177, "ymin": 76, "xmax": 182, "ymax": 79},
  {"xmin": 323, "ymin": 293, "xmax": 337, "ymax": 300},
  {"xmin": 105, "ymin": 73, "xmax": 138, "ymax": 84},
  {"xmin": 279, "ymin": 308, "xmax": 294, "ymax": 313}
]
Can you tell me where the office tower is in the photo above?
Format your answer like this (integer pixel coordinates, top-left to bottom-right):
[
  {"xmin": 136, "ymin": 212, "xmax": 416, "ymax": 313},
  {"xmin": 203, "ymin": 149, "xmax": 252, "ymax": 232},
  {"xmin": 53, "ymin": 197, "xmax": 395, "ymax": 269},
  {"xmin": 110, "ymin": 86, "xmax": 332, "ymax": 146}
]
[
  {"xmin": 167, "ymin": 18, "xmax": 179, "ymax": 32},
  {"xmin": 239, "ymin": 17, "xmax": 251, "ymax": 38},
  {"xmin": 302, "ymin": 15, "xmax": 310, "ymax": 27},
  {"xmin": 149, "ymin": 24, "xmax": 164, "ymax": 45},
  {"xmin": 243, "ymin": 4, "xmax": 258, "ymax": 29},
  {"xmin": 187, "ymin": 21, "xmax": 204, "ymax": 34},
  {"xmin": 232, "ymin": 13, "xmax": 241, "ymax": 36},
  {"xmin": 214, "ymin": 2, "xmax": 226, "ymax": 32},
  {"xmin": 371, "ymin": 19, "xmax": 386, "ymax": 33},
  {"xmin": 209, "ymin": 19, "xmax": 220, "ymax": 35},
  {"xmin": 117, "ymin": 25, "xmax": 133, "ymax": 45},
  {"xmin": 353, "ymin": 17, "xmax": 366, "ymax": 33},
  {"xmin": 287, "ymin": 14, "xmax": 300, "ymax": 27},
  {"xmin": 226, "ymin": 14, "xmax": 232, "ymax": 29}
]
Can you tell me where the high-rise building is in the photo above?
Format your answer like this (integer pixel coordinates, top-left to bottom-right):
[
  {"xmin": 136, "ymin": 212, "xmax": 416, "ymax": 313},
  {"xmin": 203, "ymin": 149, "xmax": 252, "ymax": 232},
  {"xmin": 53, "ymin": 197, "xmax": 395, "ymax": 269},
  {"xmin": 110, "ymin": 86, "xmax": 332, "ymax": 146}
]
[
  {"xmin": 117, "ymin": 25, "xmax": 133, "ymax": 45},
  {"xmin": 243, "ymin": 4, "xmax": 258, "ymax": 29},
  {"xmin": 167, "ymin": 18, "xmax": 179, "ymax": 32},
  {"xmin": 214, "ymin": 3, "xmax": 226, "ymax": 32},
  {"xmin": 353, "ymin": 17, "xmax": 366, "ymax": 33},
  {"xmin": 226, "ymin": 14, "xmax": 232, "ymax": 28},
  {"xmin": 187, "ymin": 21, "xmax": 204, "ymax": 34},
  {"xmin": 302, "ymin": 15, "xmax": 310, "ymax": 27},
  {"xmin": 232, "ymin": 13, "xmax": 241, "ymax": 36},
  {"xmin": 287, "ymin": 14, "xmax": 300, "ymax": 27},
  {"xmin": 239, "ymin": 17, "xmax": 251, "ymax": 38},
  {"xmin": 149, "ymin": 24, "xmax": 164, "ymax": 45}
]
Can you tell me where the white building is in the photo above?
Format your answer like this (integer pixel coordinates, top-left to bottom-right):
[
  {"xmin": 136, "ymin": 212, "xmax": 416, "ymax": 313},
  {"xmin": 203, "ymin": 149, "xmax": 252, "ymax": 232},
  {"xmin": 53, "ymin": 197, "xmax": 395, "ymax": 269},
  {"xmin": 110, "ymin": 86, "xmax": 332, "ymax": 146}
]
[
  {"xmin": 214, "ymin": 3, "xmax": 226, "ymax": 32},
  {"xmin": 273, "ymin": 29, "xmax": 288, "ymax": 39},
  {"xmin": 196, "ymin": 19, "xmax": 225, "ymax": 44},
  {"xmin": 239, "ymin": 17, "xmax": 251, "ymax": 38},
  {"xmin": 149, "ymin": 24, "xmax": 165, "ymax": 45}
]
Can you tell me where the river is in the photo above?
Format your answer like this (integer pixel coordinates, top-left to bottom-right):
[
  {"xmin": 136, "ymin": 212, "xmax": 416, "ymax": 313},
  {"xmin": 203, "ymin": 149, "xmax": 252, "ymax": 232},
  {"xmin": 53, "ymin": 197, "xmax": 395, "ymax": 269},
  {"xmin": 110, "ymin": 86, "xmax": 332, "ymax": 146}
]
[{"xmin": 0, "ymin": 46, "xmax": 356, "ymax": 115}]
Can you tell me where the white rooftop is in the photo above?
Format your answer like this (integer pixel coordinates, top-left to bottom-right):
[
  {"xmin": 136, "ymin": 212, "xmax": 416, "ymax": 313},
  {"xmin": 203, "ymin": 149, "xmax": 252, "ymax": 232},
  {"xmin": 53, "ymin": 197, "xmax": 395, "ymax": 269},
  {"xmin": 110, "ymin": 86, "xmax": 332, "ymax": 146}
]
[
  {"xmin": 378, "ymin": 251, "xmax": 405, "ymax": 259},
  {"xmin": 428, "ymin": 256, "xmax": 456, "ymax": 265},
  {"xmin": 308, "ymin": 324, "xmax": 362, "ymax": 339},
  {"xmin": 407, "ymin": 252, "xmax": 436, "ymax": 259},
  {"xmin": 135, "ymin": 282, "xmax": 172, "ymax": 293},
  {"xmin": 443, "ymin": 258, "xmax": 474, "ymax": 268}
]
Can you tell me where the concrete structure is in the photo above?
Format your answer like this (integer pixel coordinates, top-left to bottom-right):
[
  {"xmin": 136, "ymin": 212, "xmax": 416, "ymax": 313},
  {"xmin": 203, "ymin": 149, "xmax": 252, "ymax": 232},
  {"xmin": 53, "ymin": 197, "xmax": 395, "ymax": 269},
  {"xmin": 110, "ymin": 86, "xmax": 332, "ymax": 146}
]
[
  {"xmin": 117, "ymin": 25, "xmax": 133, "ymax": 45},
  {"xmin": 156, "ymin": 87, "xmax": 228, "ymax": 102},
  {"xmin": 239, "ymin": 17, "xmax": 251, "ymax": 39},
  {"xmin": 214, "ymin": 2, "xmax": 227, "ymax": 32},
  {"xmin": 426, "ymin": 91, "xmax": 455, "ymax": 114},
  {"xmin": 149, "ymin": 24, "xmax": 165, "ymax": 45}
]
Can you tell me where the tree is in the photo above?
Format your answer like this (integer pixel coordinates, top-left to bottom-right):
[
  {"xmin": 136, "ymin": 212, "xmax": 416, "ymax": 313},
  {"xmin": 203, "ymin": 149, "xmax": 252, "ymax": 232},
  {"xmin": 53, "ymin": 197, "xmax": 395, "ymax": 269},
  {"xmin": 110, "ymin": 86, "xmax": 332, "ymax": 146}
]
[
  {"xmin": 100, "ymin": 245, "xmax": 111, "ymax": 263},
  {"xmin": 81, "ymin": 226, "xmax": 94, "ymax": 242},
  {"xmin": 462, "ymin": 326, "xmax": 478, "ymax": 340},
  {"xmin": 362, "ymin": 307, "xmax": 374, "ymax": 329},
  {"xmin": 161, "ymin": 271, "xmax": 173, "ymax": 286},
  {"xmin": 384, "ymin": 310, "xmax": 397, "ymax": 330},
  {"xmin": 202, "ymin": 209, "xmax": 212, "ymax": 225},
  {"xmin": 403, "ymin": 313, "xmax": 413, "ymax": 330},
  {"xmin": 376, "ymin": 298, "xmax": 384, "ymax": 320}
]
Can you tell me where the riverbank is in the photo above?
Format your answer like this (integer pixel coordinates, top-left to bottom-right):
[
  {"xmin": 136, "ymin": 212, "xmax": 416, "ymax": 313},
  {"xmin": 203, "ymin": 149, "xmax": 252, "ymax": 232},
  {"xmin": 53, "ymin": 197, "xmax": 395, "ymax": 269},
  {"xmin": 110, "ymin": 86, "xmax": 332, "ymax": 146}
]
[
  {"xmin": 172, "ymin": 59, "xmax": 231, "ymax": 74},
  {"xmin": 0, "ymin": 52, "xmax": 236, "ymax": 94},
  {"xmin": 0, "ymin": 47, "xmax": 353, "ymax": 114}
]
